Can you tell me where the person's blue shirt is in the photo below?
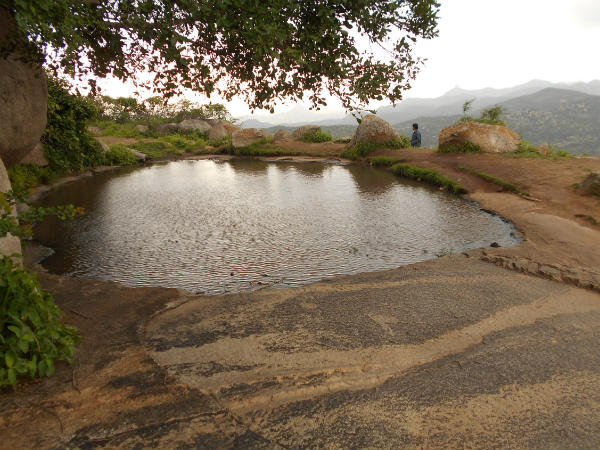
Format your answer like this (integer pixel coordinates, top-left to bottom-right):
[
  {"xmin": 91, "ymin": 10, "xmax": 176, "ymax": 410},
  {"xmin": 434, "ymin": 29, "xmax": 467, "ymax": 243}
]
[{"xmin": 411, "ymin": 129, "xmax": 421, "ymax": 147}]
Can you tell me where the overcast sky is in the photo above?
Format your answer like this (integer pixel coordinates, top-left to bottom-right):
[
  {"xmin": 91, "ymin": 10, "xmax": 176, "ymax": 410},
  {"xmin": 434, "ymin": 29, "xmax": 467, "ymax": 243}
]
[{"xmin": 97, "ymin": 0, "xmax": 600, "ymax": 117}]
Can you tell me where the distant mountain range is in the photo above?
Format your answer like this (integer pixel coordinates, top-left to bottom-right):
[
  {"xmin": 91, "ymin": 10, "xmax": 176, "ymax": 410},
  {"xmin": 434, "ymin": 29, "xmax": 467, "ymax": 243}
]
[{"xmin": 238, "ymin": 80, "xmax": 600, "ymax": 155}]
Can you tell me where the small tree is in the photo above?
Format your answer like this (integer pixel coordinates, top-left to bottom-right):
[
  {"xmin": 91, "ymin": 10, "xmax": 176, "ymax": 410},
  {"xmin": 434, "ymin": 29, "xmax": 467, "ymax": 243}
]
[{"xmin": 462, "ymin": 98, "xmax": 475, "ymax": 116}]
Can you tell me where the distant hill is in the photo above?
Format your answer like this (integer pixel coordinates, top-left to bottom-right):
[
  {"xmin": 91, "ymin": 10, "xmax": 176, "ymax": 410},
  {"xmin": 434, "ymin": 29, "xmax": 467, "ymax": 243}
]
[
  {"xmin": 393, "ymin": 88, "xmax": 600, "ymax": 155},
  {"xmin": 377, "ymin": 80, "xmax": 600, "ymax": 125}
]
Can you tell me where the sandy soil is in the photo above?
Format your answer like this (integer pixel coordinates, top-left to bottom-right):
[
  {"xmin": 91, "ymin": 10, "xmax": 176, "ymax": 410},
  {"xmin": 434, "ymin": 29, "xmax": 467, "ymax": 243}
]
[{"xmin": 1, "ymin": 145, "xmax": 600, "ymax": 449}]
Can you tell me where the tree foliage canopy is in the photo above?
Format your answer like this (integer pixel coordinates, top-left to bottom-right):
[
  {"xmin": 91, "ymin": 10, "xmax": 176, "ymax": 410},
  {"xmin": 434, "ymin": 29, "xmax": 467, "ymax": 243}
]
[{"xmin": 5, "ymin": 0, "xmax": 439, "ymax": 110}]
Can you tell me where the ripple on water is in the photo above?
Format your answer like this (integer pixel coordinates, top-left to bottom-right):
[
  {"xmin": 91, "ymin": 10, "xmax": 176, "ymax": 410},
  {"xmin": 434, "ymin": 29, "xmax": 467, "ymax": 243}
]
[{"xmin": 34, "ymin": 160, "xmax": 519, "ymax": 294}]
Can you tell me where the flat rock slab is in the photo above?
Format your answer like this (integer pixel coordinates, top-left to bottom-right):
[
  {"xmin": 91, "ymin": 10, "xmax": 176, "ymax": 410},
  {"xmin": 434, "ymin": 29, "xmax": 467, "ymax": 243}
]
[{"xmin": 145, "ymin": 256, "xmax": 600, "ymax": 448}]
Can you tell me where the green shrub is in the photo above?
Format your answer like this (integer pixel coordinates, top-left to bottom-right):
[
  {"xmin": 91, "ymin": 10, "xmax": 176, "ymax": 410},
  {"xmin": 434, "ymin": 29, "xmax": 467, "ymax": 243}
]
[
  {"xmin": 437, "ymin": 142, "xmax": 482, "ymax": 154},
  {"xmin": 476, "ymin": 106, "xmax": 506, "ymax": 126},
  {"xmin": 103, "ymin": 145, "xmax": 139, "ymax": 166},
  {"xmin": 390, "ymin": 163, "xmax": 467, "ymax": 194},
  {"xmin": 43, "ymin": 76, "xmax": 104, "ymax": 172},
  {"xmin": 368, "ymin": 156, "xmax": 403, "ymax": 167},
  {"xmin": 387, "ymin": 135, "xmax": 412, "ymax": 149},
  {"xmin": 0, "ymin": 188, "xmax": 82, "ymax": 388},
  {"xmin": 304, "ymin": 130, "xmax": 333, "ymax": 143},
  {"xmin": 0, "ymin": 256, "xmax": 79, "ymax": 388},
  {"xmin": 8, "ymin": 164, "xmax": 61, "ymax": 190}
]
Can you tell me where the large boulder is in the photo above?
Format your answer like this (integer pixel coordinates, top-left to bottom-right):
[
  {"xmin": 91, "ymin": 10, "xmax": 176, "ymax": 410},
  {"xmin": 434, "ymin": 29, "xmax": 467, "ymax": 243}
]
[
  {"xmin": 348, "ymin": 115, "xmax": 398, "ymax": 147},
  {"xmin": 155, "ymin": 123, "xmax": 179, "ymax": 134},
  {"xmin": 0, "ymin": 9, "xmax": 48, "ymax": 168},
  {"xmin": 135, "ymin": 124, "xmax": 149, "ymax": 134},
  {"xmin": 292, "ymin": 125, "xmax": 320, "ymax": 140},
  {"xmin": 232, "ymin": 128, "xmax": 266, "ymax": 148},
  {"xmin": 208, "ymin": 122, "xmax": 228, "ymax": 140},
  {"xmin": 273, "ymin": 129, "xmax": 293, "ymax": 142},
  {"xmin": 439, "ymin": 121, "xmax": 520, "ymax": 153},
  {"xmin": 222, "ymin": 122, "xmax": 241, "ymax": 134},
  {"xmin": 0, "ymin": 157, "xmax": 22, "ymax": 258},
  {"xmin": 178, "ymin": 119, "xmax": 211, "ymax": 134},
  {"xmin": 18, "ymin": 142, "xmax": 49, "ymax": 166},
  {"xmin": 581, "ymin": 172, "xmax": 600, "ymax": 196}
]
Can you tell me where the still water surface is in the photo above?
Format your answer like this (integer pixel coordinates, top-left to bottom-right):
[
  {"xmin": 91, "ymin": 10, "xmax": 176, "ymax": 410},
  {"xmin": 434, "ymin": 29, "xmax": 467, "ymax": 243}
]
[{"xmin": 35, "ymin": 159, "xmax": 519, "ymax": 294}]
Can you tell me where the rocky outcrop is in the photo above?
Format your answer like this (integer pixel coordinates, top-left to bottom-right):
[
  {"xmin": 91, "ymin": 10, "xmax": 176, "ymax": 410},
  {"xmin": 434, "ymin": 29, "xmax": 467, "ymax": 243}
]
[
  {"xmin": 178, "ymin": 119, "xmax": 211, "ymax": 134},
  {"xmin": 232, "ymin": 128, "xmax": 266, "ymax": 148},
  {"xmin": 208, "ymin": 122, "xmax": 228, "ymax": 140},
  {"xmin": 581, "ymin": 172, "xmax": 600, "ymax": 196},
  {"xmin": 0, "ymin": 157, "xmax": 22, "ymax": 257},
  {"xmin": 155, "ymin": 123, "xmax": 179, "ymax": 134},
  {"xmin": 135, "ymin": 124, "xmax": 149, "ymax": 134},
  {"xmin": 19, "ymin": 142, "xmax": 49, "ymax": 166},
  {"xmin": 292, "ymin": 125, "xmax": 320, "ymax": 140},
  {"xmin": 0, "ymin": 9, "xmax": 48, "ymax": 168},
  {"xmin": 439, "ymin": 121, "xmax": 520, "ymax": 153},
  {"xmin": 273, "ymin": 129, "xmax": 293, "ymax": 142},
  {"xmin": 348, "ymin": 115, "xmax": 398, "ymax": 147}
]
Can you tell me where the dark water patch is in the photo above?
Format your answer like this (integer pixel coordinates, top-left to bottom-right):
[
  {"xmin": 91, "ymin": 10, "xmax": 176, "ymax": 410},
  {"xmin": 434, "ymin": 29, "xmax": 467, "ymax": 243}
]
[{"xmin": 34, "ymin": 160, "xmax": 519, "ymax": 294}]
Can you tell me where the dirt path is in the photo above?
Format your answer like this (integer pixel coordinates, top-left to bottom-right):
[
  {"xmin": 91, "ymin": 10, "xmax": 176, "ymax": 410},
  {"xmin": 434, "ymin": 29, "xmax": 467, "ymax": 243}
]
[{"xmin": 1, "ymin": 147, "xmax": 600, "ymax": 449}]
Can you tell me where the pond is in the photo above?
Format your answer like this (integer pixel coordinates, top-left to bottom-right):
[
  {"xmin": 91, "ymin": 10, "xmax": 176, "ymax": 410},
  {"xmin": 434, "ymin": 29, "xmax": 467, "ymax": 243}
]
[{"xmin": 34, "ymin": 159, "xmax": 519, "ymax": 294}]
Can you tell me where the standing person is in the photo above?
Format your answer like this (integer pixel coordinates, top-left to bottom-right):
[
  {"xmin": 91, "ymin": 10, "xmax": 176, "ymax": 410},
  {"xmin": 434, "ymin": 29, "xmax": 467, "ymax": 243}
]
[{"xmin": 411, "ymin": 123, "xmax": 421, "ymax": 147}]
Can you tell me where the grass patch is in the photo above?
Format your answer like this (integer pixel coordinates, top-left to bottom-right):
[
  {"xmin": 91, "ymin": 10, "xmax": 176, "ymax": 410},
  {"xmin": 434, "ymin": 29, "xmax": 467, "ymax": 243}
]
[
  {"xmin": 304, "ymin": 130, "xmax": 333, "ymax": 143},
  {"xmin": 438, "ymin": 142, "xmax": 482, "ymax": 154},
  {"xmin": 158, "ymin": 134, "xmax": 207, "ymax": 152},
  {"xmin": 368, "ymin": 156, "xmax": 404, "ymax": 167},
  {"xmin": 390, "ymin": 163, "xmax": 466, "ymax": 194},
  {"xmin": 507, "ymin": 140, "xmax": 572, "ymax": 160},
  {"xmin": 92, "ymin": 121, "xmax": 145, "ymax": 138},
  {"xmin": 131, "ymin": 140, "xmax": 182, "ymax": 158},
  {"xmin": 458, "ymin": 166, "xmax": 529, "ymax": 196},
  {"xmin": 103, "ymin": 145, "xmax": 139, "ymax": 166}
]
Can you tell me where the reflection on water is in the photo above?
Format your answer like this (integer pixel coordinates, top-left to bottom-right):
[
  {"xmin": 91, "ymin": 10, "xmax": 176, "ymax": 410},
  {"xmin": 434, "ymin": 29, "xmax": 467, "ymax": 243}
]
[{"xmin": 34, "ymin": 160, "xmax": 519, "ymax": 294}]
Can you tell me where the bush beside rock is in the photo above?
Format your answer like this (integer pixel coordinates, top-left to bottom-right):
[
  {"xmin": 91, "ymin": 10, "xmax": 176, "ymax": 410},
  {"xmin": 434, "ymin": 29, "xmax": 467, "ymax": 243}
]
[{"xmin": 292, "ymin": 125, "xmax": 321, "ymax": 140}]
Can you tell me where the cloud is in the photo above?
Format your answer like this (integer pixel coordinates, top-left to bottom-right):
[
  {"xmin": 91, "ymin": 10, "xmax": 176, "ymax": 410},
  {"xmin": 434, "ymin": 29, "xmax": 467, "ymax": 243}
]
[{"xmin": 572, "ymin": 0, "xmax": 600, "ymax": 27}]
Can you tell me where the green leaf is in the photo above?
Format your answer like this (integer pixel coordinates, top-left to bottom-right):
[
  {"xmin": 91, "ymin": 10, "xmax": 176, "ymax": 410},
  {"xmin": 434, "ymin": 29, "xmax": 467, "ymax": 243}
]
[{"xmin": 5, "ymin": 352, "xmax": 15, "ymax": 368}]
